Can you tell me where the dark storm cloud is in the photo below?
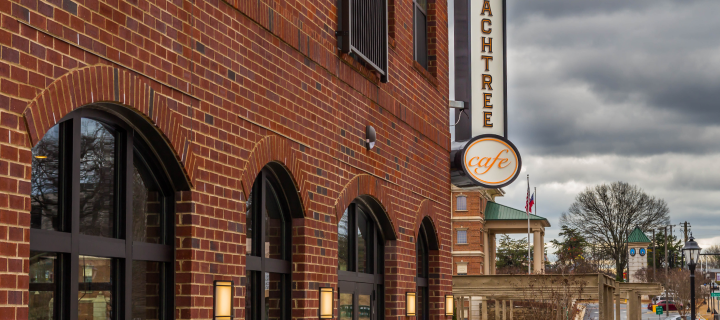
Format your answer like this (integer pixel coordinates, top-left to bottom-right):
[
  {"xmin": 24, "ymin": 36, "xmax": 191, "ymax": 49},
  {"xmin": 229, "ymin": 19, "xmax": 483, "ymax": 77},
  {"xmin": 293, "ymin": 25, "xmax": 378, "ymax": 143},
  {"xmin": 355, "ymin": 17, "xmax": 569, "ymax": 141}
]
[
  {"xmin": 508, "ymin": 0, "xmax": 708, "ymax": 21},
  {"xmin": 490, "ymin": 0, "xmax": 720, "ymax": 251},
  {"xmin": 505, "ymin": 0, "xmax": 720, "ymax": 157}
]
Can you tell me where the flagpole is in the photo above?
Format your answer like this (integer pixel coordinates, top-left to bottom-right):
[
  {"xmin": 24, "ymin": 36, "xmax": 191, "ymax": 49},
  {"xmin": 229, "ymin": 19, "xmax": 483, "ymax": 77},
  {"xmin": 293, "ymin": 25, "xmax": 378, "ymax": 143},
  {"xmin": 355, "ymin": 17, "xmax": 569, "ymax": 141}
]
[
  {"xmin": 527, "ymin": 175, "xmax": 531, "ymax": 275},
  {"xmin": 535, "ymin": 186, "xmax": 538, "ymax": 271}
]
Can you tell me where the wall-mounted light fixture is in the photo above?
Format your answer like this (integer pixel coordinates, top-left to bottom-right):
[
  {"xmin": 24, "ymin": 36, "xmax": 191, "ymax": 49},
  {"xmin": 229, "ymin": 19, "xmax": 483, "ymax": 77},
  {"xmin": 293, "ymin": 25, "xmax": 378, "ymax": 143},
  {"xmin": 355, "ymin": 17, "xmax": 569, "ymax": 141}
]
[
  {"xmin": 445, "ymin": 295, "xmax": 454, "ymax": 316},
  {"xmin": 213, "ymin": 280, "xmax": 234, "ymax": 320},
  {"xmin": 366, "ymin": 125, "xmax": 376, "ymax": 150},
  {"xmin": 406, "ymin": 292, "xmax": 416, "ymax": 317},
  {"xmin": 319, "ymin": 287, "xmax": 334, "ymax": 319}
]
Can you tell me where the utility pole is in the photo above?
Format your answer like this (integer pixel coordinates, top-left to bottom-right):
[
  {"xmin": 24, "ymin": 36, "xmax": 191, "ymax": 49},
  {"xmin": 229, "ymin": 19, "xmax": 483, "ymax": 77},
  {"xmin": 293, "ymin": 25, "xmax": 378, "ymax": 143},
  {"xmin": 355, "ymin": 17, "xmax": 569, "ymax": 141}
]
[
  {"xmin": 652, "ymin": 228, "xmax": 656, "ymax": 282},
  {"xmin": 664, "ymin": 226, "xmax": 668, "ymax": 280},
  {"xmin": 682, "ymin": 222, "xmax": 691, "ymax": 268},
  {"xmin": 670, "ymin": 226, "xmax": 674, "ymax": 268}
]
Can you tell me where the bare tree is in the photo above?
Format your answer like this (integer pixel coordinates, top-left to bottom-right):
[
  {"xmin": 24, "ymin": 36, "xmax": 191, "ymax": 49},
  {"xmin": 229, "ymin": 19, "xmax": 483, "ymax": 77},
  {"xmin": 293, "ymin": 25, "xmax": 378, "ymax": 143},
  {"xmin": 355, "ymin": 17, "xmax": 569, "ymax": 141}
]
[
  {"xmin": 666, "ymin": 268, "xmax": 708, "ymax": 318},
  {"xmin": 561, "ymin": 182, "xmax": 670, "ymax": 281},
  {"xmin": 705, "ymin": 244, "xmax": 720, "ymax": 269},
  {"xmin": 633, "ymin": 267, "xmax": 709, "ymax": 318},
  {"xmin": 512, "ymin": 276, "xmax": 589, "ymax": 320}
]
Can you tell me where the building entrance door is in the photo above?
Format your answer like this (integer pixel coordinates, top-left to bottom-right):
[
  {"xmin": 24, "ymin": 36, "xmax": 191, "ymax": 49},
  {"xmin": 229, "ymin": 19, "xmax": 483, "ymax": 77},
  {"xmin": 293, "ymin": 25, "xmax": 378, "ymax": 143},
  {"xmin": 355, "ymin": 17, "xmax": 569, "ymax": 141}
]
[{"xmin": 339, "ymin": 281, "xmax": 376, "ymax": 320}]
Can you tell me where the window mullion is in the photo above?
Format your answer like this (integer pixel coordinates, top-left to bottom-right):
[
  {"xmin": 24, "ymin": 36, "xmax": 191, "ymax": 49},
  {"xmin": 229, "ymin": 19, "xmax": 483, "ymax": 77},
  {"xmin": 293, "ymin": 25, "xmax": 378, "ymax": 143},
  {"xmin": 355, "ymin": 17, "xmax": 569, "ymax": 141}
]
[
  {"xmin": 69, "ymin": 114, "xmax": 81, "ymax": 320},
  {"xmin": 123, "ymin": 130, "xmax": 133, "ymax": 320}
]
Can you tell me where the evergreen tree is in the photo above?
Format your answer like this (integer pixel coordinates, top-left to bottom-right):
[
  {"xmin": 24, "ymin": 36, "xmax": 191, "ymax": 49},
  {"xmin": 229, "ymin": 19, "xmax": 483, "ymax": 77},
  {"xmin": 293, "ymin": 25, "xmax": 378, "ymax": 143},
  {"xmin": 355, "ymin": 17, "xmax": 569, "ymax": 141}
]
[
  {"xmin": 550, "ymin": 226, "xmax": 588, "ymax": 268},
  {"xmin": 648, "ymin": 231, "xmax": 682, "ymax": 269},
  {"xmin": 496, "ymin": 235, "xmax": 532, "ymax": 271}
]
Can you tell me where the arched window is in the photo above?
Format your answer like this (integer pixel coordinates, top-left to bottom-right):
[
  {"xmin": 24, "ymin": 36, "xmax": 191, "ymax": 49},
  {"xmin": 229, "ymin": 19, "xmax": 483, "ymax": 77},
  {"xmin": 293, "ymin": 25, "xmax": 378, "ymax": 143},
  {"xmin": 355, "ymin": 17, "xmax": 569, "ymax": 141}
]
[
  {"xmin": 244, "ymin": 168, "xmax": 293, "ymax": 320},
  {"xmin": 417, "ymin": 217, "xmax": 438, "ymax": 320},
  {"xmin": 29, "ymin": 108, "xmax": 178, "ymax": 320},
  {"xmin": 417, "ymin": 224, "xmax": 430, "ymax": 320},
  {"xmin": 338, "ymin": 201, "xmax": 385, "ymax": 320}
]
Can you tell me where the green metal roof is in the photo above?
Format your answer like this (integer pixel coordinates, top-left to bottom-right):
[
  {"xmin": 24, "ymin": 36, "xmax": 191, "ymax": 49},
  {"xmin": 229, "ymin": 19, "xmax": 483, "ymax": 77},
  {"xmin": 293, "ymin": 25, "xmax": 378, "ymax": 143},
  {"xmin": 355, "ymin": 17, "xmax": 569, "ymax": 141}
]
[
  {"xmin": 485, "ymin": 201, "xmax": 549, "ymax": 221},
  {"xmin": 627, "ymin": 226, "xmax": 651, "ymax": 243}
]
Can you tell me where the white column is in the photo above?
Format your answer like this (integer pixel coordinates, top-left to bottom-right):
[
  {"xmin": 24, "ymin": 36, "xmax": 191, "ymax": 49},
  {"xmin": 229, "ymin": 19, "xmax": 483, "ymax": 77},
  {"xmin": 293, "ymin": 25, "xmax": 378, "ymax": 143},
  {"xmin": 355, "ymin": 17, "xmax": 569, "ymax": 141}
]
[
  {"xmin": 489, "ymin": 233, "xmax": 496, "ymax": 275},
  {"xmin": 481, "ymin": 296, "xmax": 488, "ymax": 320},
  {"xmin": 533, "ymin": 230, "xmax": 542, "ymax": 274},
  {"xmin": 509, "ymin": 300, "xmax": 513, "ymax": 320}
]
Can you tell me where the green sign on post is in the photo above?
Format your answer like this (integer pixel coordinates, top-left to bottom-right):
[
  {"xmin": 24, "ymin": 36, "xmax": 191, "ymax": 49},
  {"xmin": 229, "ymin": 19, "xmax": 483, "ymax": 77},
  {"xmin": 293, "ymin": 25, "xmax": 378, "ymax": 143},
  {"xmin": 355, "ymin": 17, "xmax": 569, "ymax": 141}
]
[
  {"xmin": 655, "ymin": 306, "xmax": 663, "ymax": 315},
  {"xmin": 712, "ymin": 292, "xmax": 720, "ymax": 298}
]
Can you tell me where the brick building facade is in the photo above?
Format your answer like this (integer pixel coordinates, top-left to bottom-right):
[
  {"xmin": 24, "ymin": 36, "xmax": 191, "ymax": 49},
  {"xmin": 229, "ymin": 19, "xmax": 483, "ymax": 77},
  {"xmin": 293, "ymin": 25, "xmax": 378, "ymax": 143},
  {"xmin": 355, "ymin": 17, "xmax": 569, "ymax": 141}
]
[
  {"xmin": 451, "ymin": 187, "xmax": 548, "ymax": 277},
  {"xmin": 0, "ymin": 0, "xmax": 453, "ymax": 319},
  {"xmin": 451, "ymin": 187, "xmax": 498, "ymax": 276}
]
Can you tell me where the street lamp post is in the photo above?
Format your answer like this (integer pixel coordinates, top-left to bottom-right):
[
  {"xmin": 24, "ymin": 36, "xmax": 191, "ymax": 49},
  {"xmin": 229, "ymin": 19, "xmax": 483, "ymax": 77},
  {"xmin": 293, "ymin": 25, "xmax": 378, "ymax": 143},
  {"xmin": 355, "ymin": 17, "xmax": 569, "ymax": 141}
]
[{"xmin": 683, "ymin": 234, "xmax": 702, "ymax": 320}]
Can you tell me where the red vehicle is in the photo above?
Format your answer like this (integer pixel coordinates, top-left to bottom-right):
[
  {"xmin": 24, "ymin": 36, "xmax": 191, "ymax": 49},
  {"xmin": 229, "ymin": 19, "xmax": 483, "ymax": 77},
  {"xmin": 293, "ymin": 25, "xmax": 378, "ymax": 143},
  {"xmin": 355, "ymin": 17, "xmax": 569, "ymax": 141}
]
[{"xmin": 647, "ymin": 300, "xmax": 680, "ymax": 311}]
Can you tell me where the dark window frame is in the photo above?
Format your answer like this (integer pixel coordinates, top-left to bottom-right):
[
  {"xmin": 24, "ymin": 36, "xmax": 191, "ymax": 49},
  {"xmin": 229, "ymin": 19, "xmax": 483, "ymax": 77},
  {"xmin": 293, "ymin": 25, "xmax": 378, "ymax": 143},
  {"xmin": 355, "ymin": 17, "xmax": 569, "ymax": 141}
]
[
  {"xmin": 245, "ymin": 168, "xmax": 292, "ymax": 320},
  {"xmin": 29, "ymin": 107, "xmax": 176, "ymax": 320},
  {"xmin": 338, "ymin": 0, "xmax": 390, "ymax": 83},
  {"xmin": 413, "ymin": 0, "xmax": 428, "ymax": 69}
]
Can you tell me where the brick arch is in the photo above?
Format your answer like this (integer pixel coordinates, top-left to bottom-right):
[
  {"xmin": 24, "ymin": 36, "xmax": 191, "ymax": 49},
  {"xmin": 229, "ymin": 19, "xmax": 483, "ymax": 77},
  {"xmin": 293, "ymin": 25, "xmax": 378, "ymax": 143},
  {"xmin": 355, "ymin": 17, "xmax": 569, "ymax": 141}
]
[
  {"xmin": 239, "ymin": 135, "xmax": 309, "ymax": 217},
  {"xmin": 21, "ymin": 65, "xmax": 195, "ymax": 183},
  {"xmin": 333, "ymin": 174, "xmax": 398, "ymax": 240},
  {"xmin": 413, "ymin": 199, "xmax": 441, "ymax": 250}
]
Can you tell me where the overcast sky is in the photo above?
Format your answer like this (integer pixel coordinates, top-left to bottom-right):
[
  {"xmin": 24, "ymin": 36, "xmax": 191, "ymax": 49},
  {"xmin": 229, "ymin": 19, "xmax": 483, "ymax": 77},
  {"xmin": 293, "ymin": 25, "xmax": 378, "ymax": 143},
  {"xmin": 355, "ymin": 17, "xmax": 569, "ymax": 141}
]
[{"xmin": 494, "ymin": 0, "xmax": 720, "ymax": 256}]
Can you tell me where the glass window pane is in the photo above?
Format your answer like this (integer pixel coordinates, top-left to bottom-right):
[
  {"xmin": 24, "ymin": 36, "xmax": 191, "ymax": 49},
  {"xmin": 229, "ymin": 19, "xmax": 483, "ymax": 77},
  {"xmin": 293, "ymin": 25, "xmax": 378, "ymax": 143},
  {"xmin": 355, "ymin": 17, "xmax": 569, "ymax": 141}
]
[
  {"xmin": 416, "ymin": 0, "xmax": 427, "ymax": 11},
  {"xmin": 339, "ymin": 293, "xmax": 353, "ymax": 320},
  {"xmin": 30, "ymin": 251, "xmax": 58, "ymax": 320},
  {"xmin": 79, "ymin": 118, "xmax": 116, "ymax": 238},
  {"xmin": 457, "ymin": 196, "xmax": 467, "ymax": 211},
  {"xmin": 246, "ymin": 189, "xmax": 253, "ymax": 256},
  {"xmin": 357, "ymin": 209, "xmax": 370, "ymax": 274},
  {"xmin": 417, "ymin": 235, "xmax": 426, "ymax": 277},
  {"xmin": 264, "ymin": 182, "xmax": 285, "ymax": 260},
  {"xmin": 132, "ymin": 155, "xmax": 162, "ymax": 243},
  {"xmin": 457, "ymin": 230, "xmax": 467, "ymax": 244},
  {"xmin": 31, "ymin": 125, "xmax": 61, "ymax": 231},
  {"xmin": 417, "ymin": 287, "xmax": 428, "ymax": 320},
  {"xmin": 414, "ymin": 7, "xmax": 427, "ymax": 68},
  {"xmin": 377, "ymin": 235, "xmax": 384, "ymax": 275},
  {"xmin": 359, "ymin": 294, "xmax": 371, "ymax": 320},
  {"xmin": 132, "ymin": 261, "xmax": 162, "ymax": 320},
  {"xmin": 338, "ymin": 208, "xmax": 350, "ymax": 271},
  {"xmin": 78, "ymin": 255, "xmax": 114, "ymax": 320},
  {"xmin": 265, "ymin": 272, "xmax": 284, "ymax": 320}
]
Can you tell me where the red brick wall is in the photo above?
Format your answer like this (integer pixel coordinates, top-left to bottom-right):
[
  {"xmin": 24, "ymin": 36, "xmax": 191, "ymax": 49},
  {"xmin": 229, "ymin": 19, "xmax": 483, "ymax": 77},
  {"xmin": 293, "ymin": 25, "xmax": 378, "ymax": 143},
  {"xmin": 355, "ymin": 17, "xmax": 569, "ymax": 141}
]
[
  {"xmin": 0, "ymin": 0, "xmax": 451, "ymax": 318},
  {"xmin": 453, "ymin": 256, "xmax": 483, "ymax": 276}
]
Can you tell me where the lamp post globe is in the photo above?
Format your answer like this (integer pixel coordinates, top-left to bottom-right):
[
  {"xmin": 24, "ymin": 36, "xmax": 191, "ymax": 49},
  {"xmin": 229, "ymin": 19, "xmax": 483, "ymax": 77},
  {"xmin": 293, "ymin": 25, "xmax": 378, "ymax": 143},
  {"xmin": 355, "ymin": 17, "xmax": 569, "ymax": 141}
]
[{"xmin": 682, "ymin": 234, "xmax": 702, "ymax": 320}]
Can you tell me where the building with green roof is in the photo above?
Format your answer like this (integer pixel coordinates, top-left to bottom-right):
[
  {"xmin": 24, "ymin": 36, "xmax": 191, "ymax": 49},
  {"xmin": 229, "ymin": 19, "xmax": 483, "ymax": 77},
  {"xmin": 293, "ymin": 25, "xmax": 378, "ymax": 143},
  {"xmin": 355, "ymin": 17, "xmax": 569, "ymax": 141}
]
[{"xmin": 627, "ymin": 226, "xmax": 650, "ymax": 283}]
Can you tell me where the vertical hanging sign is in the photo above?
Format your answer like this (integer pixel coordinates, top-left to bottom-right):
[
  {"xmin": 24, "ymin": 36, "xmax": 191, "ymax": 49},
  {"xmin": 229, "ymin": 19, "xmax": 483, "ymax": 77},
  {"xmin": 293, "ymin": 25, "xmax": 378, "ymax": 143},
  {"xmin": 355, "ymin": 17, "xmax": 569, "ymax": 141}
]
[{"xmin": 470, "ymin": 0, "xmax": 506, "ymax": 137}]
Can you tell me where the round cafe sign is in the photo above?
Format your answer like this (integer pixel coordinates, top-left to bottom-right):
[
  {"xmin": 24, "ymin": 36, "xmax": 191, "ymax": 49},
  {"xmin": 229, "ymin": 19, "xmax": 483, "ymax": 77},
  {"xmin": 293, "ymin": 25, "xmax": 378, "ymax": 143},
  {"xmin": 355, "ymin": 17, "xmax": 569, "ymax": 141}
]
[{"xmin": 459, "ymin": 134, "xmax": 522, "ymax": 188}]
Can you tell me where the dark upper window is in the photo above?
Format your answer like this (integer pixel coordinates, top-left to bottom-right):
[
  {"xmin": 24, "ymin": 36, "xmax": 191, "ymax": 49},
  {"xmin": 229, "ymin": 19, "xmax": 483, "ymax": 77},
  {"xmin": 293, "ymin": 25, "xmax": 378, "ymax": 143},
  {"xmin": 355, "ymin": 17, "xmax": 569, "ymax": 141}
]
[
  {"xmin": 416, "ymin": 224, "xmax": 430, "ymax": 320},
  {"xmin": 30, "ymin": 108, "xmax": 175, "ymax": 320},
  {"xmin": 338, "ymin": 0, "xmax": 389, "ymax": 83},
  {"xmin": 245, "ymin": 169, "xmax": 292, "ymax": 320},
  {"xmin": 413, "ymin": 0, "xmax": 428, "ymax": 69},
  {"xmin": 456, "ymin": 196, "xmax": 467, "ymax": 211}
]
